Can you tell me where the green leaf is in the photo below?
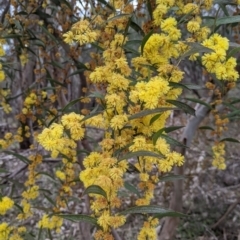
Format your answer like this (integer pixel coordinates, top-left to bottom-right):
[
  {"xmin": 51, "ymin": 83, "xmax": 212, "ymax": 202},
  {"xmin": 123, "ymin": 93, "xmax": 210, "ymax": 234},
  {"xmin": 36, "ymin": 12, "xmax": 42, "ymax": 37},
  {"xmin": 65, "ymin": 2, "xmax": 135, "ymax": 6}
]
[
  {"xmin": 60, "ymin": 98, "xmax": 81, "ymax": 113},
  {"xmin": 37, "ymin": 172, "xmax": 58, "ymax": 182},
  {"xmin": 150, "ymin": 114, "xmax": 162, "ymax": 125},
  {"xmin": 57, "ymin": 214, "xmax": 98, "ymax": 226},
  {"xmin": 48, "ymin": 61, "xmax": 63, "ymax": 69},
  {"xmin": 88, "ymin": 92, "xmax": 105, "ymax": 100},
  {"xmin": 40, "ymin": 26, "xmax": 58, "ymax": 44},
  {"xmin": 228, "ymin": 47, "xmax": 240, "ymax": 59},
  {"xmin": 185, "ymin": 98, "xmax": 212, "ymax": 109},
  {"xmin": 160, "ymin": 174, "xmax": 184, "ymax": 182},
  {"xmin": 119, "ymin": 205, "xmax": 186, "ymax": 217},
  {"xmin": 124, "ymin": 182, "xmax": 140, "ymax": 197},
  {"xmin": 119, "ymin": 151, "xmax": 163, "ymax": 161},
  {"xmin": 216, "ymin": 15, "xmax": 240, "ymax": 26},
  {"xmin": 180, "ymin": 42, "xmax": 213, "ymax": 59},
  {"xmin": 107, "ymin": 14, "xmax": 131, "ymax": 23},
  {"xmin": 43, "ymin": 193, "xmax": 56, "ymax": 207},
  {"xmin": 80, "ymin": 110, "xmax": 102, "ymax": 123},
  {"xmin": 199, "ymin": 126, "xmax": 214, "ymax": 131},
  {"xmin": 161, "ymin": 126, "xmax": 184, "ymax": 134},
  {"xmin": 98, "ymin": 0, "xmax": 115, "ymax": 10},
  {"xmin": 83, "ymin": 185, "xmax": 107, "ymax": 199},
  {"xmin": 152, "ymin": 126, "xmax": 184, "ymax": 144},
  {"xmin": 46, "ymin": 77, "xmax": 65, "ymax": 87},
  {"xmin": 129, "ymin": 107, "xmax": 175, "ymax": 120},
  {"xmin": 141, "ymin": 30, "xmax": 153, "ymax": 55},
  {"xmin": 124, "ymin": 46, "xmax": 140, "ymax": 56},
  {"xmin": 129, "ymin": 21, "xmax": 145, "ymax": 36},
  {"xmin": 4, "ymin": 151, "xmax": 30, "ymax": 164},
  {"xmin": 1, "ymin": 34, "xmax": 22, "ymax": 39},
  {"xmin": 154, "ymin": 134, "xmax": 187, "ymax": 148},
  {"xmin": 166, "ymin": 100, "xmax": 195, "ymax": 116},
  {"xmin": 226, "ymin": 110, "xmax": 240, "ymax": 118},
  {"xmin": 220, "ymin": 138, "xmax": 239, "ymax": 143}
]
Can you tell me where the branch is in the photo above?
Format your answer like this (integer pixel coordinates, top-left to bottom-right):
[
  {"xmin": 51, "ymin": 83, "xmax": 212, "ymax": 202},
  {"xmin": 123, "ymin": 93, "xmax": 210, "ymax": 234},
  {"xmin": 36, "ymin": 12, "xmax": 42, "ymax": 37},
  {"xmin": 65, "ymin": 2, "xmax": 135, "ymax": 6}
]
[
  {"xmin": 211, "ymin": 199, "xmax": 240, "ymax": 229},
  {"xmin": 158, "ymin": 96, "xmax": 213, "ymax": 240},
  {"xmin": 0, "ymin": 0, "xmax": 10, "ymax": 24}
]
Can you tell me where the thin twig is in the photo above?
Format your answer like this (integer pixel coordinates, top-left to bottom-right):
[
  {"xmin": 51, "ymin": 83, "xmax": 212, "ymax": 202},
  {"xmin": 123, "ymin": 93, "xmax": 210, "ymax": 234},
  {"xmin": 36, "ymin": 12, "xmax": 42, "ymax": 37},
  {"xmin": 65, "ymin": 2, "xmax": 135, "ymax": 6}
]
[{"xmin": 211, "ymin": 199, "xmax": 240, "ymax": 229}]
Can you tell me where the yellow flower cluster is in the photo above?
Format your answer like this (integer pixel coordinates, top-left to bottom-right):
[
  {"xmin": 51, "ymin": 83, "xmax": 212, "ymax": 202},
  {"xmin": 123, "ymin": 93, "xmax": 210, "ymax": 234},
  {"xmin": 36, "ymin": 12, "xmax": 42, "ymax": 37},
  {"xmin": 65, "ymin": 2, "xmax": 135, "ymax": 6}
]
[
  {"xmin": 138, "ymin": 217, "xmax": 159, "ymax": 240},
  {"xmin": 18, "ymin": 154, "xmax": 42, "ymax": 220},
  {"xmin": 212, "ymin": 142, "xmax": 226, "ymax": 170},
  {"xmin": 80, "ymin": 152, "xmax": 128, "ymax": 215},
  {"xmin": 38, "ymin": 214, "xmax": 63, "ymax": 233},
  {"xmin": 0, "ymin": 88, "xmax": 12, "ymax": 113},
  {"xmin": 63, "ymin": 19, "xmax": 98, "ymax": 45},
  {"xmin": 0, "ymin": 132, "xmax": 14, "ymax": 149},
  {"xmin": 38, "ymin": 112, "xmax": 85, "ymax": 157},
  {"xmin": 202, "ymin": 34, "xmax": 239, "ymax": 81},
  {"xmin": 0, "ymin": 196, "xmax": 14, "ymax": 215},
  {"xmin": 0, "ymin": 63, "xmax": 5, "ymax": 82},
  {"xmin": 0, "ymin": 222, "xmax": 11, "ymax": 239}
]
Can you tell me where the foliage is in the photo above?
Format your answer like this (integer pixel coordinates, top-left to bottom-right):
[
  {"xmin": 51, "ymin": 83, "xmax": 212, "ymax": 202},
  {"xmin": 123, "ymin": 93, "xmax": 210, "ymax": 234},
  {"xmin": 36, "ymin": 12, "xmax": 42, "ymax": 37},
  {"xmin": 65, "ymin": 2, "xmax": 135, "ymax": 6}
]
[{"xmin": 0, "ymin": 0, "xmax": 240, "ymax": 239}]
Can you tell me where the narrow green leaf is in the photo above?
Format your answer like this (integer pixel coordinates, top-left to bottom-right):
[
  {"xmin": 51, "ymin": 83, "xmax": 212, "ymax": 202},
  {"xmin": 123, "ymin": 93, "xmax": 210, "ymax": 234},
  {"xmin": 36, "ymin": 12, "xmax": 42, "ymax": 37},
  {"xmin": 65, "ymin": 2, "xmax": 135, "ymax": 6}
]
[
  {"xmin": 129, "ymin": 107, "xmax": 176, "ymax": 120},
  {"xmin": 107, "ymin": 14, "xmax": 131, "ymax": 23},
  {"xmin": 83, "ymin": 185, "xmax": 107, "ymax": 199},
  {"xmin": 166, "ymin": 100, "xmax": 195, "ymax": 116},
  {"xmin": 226, "ymin": 109, "xmax": 240, "ymax": 118},
  {"xmin": 216, "ymin": 15, "xmax": 240, "ymax": 26},
  {"xmin": 228, "ymin": 46, "xmax": 240, "ymax": 59},
  {"xmin": 4, "ymin": 151, "xmax": 30, "ymax": 164},
  {"xmin": 119, "ymin": 205, "xmax": 186, "ymax": 217},
  {"xmin": 220, "ymin": 137, "xmax": 239, "ymax": 143},
  {"xmin": 88, "ymin": 92, "xmax": 105, "ymax": 99},
  {"xmin": 155, "ymin": 134, "xmax": 187, "ymax": 148},
  {"xmin": 160, "ymin": 174, "xmax": 184, "ymax": 182},
  {"xmin": 185, "ymin": 98, "xmax": 212, "ymax": 109},
  {"xmin": 124, "ymin": 182, "xmax": 140, "ymax": 197},
  {"xmin": 180, "ymin": 42, "xmax": 213, "ymax": 59},
  {"xmin": 48, "ymin": 61, "xmax": 63, "ymax": 69},
  {"xmin": 119, "ymin": 151, "xmax": 163, "ymax": 161},
  {"xmin": 161, "ymin": 126, "xmax": 184, "ymax": 134},
  {"xmin": 98, "ymin": 0, "xmax": 115, "ymax": 10},
  {"xmin": 38, "ymin": 172, "xmax": 58, "ymax": 182},
  {"xmin": 150, "ymin": 114, "xmax": 162, "ymax": 125},
  {"xmin": 199, "ymin": 126, "xmax": 214, "ymax": 131},
  {"xmin": 48, "ymin": 229, "xmax": 53, "ymax": 240},
  {"xmin": 57, "ymin": 214, "xmax": 98, "ymax": 226},
  {"xmin": 129, "ymin": 21, "xmax": 145, "ymax": 36},
  {"xmin": 60, "ymin": 98, "xmax": 81, "ymax": 113},
  {"xmin": 1, "ymin": 34, "xmax": 22, "ymax": 39},
  {"xmin": 43, "ymin": 194, "xmax": 56, "ymax": 207},
  {"xmin": 81, "ymin": 111, "xmax": 102, "ymax": 122},
  {"xmin": 152, "ymin": 126, "xmax": 184, "ymax": 144},
  {"xmin": 37, "ymin": 227, "xmax": 42, "ymax": 240},
  {"xmin": 40, "ymin": 26, "xmax": 58, "ymax": 44},
  {"xmin": 46, "ymin": 77, "xmax": 65, "ymax": 87},
  {"xmin": 125, "ymin": 40, "xmax": 142, "ymax": 46},
  {"xmin": 141, "ymin": 30, "xmax": 153, "ymax": 55}
]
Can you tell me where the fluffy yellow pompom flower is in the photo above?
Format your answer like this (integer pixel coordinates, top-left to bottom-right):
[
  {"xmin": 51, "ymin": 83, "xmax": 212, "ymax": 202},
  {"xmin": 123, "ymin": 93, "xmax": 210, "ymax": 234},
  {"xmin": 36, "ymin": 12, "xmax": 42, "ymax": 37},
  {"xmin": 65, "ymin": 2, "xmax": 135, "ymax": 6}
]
[
  {"xmin": 0, "ymin": 70, "xmax": 5, "ymax": 82},
  {"xmin": 110, "ymin": 114, "xmax": 128, "ymax": 130},
  {"xmin": 0, "ymin": 222, "xmax": 11, "ymax": 239},
  {"xmin": 0, "ymin": 196, "xmax": 14, "ymax": 215}
]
